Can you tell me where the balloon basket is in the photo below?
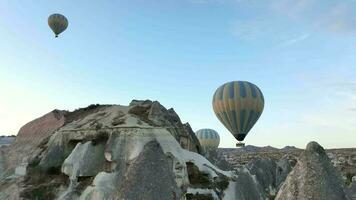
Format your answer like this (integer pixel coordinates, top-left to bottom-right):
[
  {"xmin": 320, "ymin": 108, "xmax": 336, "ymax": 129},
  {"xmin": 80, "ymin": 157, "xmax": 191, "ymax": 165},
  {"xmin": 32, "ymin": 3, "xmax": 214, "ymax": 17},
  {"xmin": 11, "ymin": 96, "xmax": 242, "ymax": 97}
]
[{"xmin": 236, "ymin": 142, "xmax": 245, "ymax": 147}]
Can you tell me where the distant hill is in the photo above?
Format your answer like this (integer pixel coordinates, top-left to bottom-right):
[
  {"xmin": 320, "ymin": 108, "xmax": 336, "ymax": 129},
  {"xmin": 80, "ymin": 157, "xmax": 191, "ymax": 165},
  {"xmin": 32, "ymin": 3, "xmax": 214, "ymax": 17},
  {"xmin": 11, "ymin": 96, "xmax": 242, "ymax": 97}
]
[
  {"xmin": 0, "ymin": 135, "xmax": 15, "ymax": 146},
  {"xmin": 280, "ymin": 146, "xmax": 299, "ymax": 151},
  {"xmin": 219, "ymin": 145, "xmax": 300, "ymax": 154}
]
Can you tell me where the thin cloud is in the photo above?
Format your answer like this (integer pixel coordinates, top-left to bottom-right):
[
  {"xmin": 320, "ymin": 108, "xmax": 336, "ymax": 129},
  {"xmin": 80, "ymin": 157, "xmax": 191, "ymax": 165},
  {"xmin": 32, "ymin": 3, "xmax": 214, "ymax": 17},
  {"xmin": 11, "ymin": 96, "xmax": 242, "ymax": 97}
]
[
  {"xmin": 297, "ymin": 72, "xmax": 356, "ymax": 115},
  {"xmin": 349, "ymin": 108, "xmax": 356, "ymax": 112},
  {"xmin": 231, "ymin": 20, "xmax": 268, "ymax": 40},
  {"xmin": 279, "ymin": 33, "xmax": 311, "ymax": 47}
]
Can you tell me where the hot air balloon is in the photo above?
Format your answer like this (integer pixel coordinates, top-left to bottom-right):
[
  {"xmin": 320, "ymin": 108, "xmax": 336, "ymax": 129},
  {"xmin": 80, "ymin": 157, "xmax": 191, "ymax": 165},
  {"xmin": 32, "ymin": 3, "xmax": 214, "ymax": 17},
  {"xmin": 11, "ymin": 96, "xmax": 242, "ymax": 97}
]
[
  {"xmin": 48, "ymin": 14, "xmax": 68, "ymax": 38},
  {"xmin": 195, "ymin": 129, "xmax": 220, "ymax": 149},
  {"xmin": 212, "ymin": 81, "xmax": 264, "ymax": 147}
]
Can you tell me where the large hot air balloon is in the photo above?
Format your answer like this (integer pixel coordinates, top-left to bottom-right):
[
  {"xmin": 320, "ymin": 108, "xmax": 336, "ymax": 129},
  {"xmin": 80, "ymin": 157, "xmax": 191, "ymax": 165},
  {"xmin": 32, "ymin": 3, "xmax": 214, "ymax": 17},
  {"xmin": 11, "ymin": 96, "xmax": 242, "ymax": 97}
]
[
  {"xmin": 195, "ymin": 129, "xmax": 220, "ymax": 149},
  {"xmin": 212, "ymin": 81, "xmax": 264, "ymax": 147},
  {"xmin": 48, "ymin": 14, "xmax": 68, "ymax": 38}
]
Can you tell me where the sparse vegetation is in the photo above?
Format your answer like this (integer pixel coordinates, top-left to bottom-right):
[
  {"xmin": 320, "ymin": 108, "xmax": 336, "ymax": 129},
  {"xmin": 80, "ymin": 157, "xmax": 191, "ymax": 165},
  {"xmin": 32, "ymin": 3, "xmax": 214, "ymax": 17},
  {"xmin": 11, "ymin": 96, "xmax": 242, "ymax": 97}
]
[
  {"xmin": 215, "ymin": 177, "xmax": 229, "ymax": 190},
  {"xmin": 345, "ymin": 172, "xmax": 355, "ymax": 186},
  {"xmin": 186, "ymin": 162, "xmax": 211, "ymax": 188}
]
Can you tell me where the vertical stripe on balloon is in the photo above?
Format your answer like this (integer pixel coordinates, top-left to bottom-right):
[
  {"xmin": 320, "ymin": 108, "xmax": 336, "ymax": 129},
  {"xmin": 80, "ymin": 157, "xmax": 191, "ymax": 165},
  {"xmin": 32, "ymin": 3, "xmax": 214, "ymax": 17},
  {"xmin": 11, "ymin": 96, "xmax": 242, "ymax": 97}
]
[{"xmin": 238, "ymin": 81, "xmax": 246, "ymax": 98}]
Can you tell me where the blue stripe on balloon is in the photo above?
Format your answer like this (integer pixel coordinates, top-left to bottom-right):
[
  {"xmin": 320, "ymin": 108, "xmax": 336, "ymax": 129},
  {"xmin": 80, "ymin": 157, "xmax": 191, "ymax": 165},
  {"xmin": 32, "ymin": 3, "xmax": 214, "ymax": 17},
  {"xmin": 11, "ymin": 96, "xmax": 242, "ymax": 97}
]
[
  {"xmin": 231, "ymin": 110, "xmax": 238, "ymax": 134},
  {"xmin": 219, "ymin": 85, "xmax": 225, "ymax": 100},
  {"xmin": 258, "ymin": 88, "xmax": 264, "ymax": 102},
  {"xmin": 216, "ymin": 113, "xmax": 224, "ymax": 125},
  {"xmin": 249, "ymin": 111, "xmax": 261, "ymax": 133},
  {"xmin": 248, "ymin": 83, "xmax": 257, "ymax": 98},
  {"xmin": 239, "ymin": 109, "xmax": 246, "ymax": 133},
  {"xmin": 245, "ymin": 110, "xmax": 255, "ymax": 133},
  {"xmin": 222, "ymin": 111, "xmax": 232, "ymax": 130},
  {"xmin": 229, "ymin": 82, "xmax": 235, "ymax": 99},
  {"xmin": 238, "ymin": 81, "xmax": 246, "ymax": 97},
  {"xmin": 213, "ymin": 89, "xmax": 218, "ymax": 103}
]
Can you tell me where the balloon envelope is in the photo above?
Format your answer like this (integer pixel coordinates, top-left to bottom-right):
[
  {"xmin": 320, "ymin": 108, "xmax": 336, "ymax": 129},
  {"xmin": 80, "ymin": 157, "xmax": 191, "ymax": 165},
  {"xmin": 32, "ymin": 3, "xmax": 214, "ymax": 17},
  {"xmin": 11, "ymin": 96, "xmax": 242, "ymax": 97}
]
[
  {"xmin": 48, "ymin": 14, "xmax": 68, "ymax": 37},
  {"xmin": 212, "ymin": 81, "xmax": 264, "ymax": 142},
  {"xmin": 195, "ymin": 129, "xmax": 220, "ymax": 149}
]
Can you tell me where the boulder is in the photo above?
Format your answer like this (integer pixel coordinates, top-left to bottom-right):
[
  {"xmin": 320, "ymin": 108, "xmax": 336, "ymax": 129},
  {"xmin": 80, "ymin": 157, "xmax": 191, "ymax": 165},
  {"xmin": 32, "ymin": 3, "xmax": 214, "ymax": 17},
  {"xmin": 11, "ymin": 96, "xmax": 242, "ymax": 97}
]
[
  {"xmin": 116, "ymin": 140, "xmax": 181, "ymax": 200},
  {"xmin": 276, "ymin": 141, "xmax": 349, "ymax": 200}
]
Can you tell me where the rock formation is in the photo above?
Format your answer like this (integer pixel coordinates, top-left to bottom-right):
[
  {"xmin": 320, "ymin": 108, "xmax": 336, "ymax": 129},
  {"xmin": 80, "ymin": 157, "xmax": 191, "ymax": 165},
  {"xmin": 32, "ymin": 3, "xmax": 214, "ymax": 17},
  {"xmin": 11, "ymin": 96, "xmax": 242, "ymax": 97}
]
[
  {"xmin": 224, "ymin": 156, "xmax": 296, "ymax": 200},
  {"xmin": 0, "ymin": 100, "xmax": 354, "ymax": 200},
  {"xmin": 275, "ymin": 141, "xmax": 350, "ymax": 200},
  {"xmin": 0, "ymin": 100, "xmax": 235, "ymax": 200}
]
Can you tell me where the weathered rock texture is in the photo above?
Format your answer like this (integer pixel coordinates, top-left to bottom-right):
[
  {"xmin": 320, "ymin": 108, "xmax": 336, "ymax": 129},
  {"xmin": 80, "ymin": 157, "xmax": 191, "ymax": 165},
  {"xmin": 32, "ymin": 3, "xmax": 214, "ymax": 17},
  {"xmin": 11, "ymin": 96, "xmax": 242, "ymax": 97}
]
[
  {"xmin": 347, "ymin": 181, "xmax": 356, "ymax": 200},
  {"xmin": 275, "ymin": 141, "xmax": 349, "ymax": 200},
  {"xmin": 5, "ymin": 110, "xmax": 66, "ymax": 171}
]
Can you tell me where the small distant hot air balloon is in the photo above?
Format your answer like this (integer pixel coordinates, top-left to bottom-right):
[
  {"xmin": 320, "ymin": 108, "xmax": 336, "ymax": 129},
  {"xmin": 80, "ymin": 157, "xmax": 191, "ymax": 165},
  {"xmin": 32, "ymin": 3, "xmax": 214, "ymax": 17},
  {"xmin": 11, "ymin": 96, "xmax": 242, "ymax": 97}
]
[
  {"xmin": 48, "ymin": 14, "xmax": 68, "ymax": 38},
  {"xmin": 212, "ymin": 81, "xmax": 264, "ymax": 147},
  {"xmin": 195, "ymin": 129, "xmax": 220, "ymax": 149}
]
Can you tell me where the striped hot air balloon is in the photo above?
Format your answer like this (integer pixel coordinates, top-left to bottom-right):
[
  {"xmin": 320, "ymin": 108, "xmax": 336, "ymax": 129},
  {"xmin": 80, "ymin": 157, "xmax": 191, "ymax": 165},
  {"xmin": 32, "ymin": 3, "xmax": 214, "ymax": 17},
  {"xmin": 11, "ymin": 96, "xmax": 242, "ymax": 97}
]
[
  {"xmin": 212, "ymin": 81, "xmax": 264, "ymax": 147},
  {"xmin": 195, "ymin": 129, "xmax": 220, "ymax": 149},
  {"xmin": 48, "ymin": 14, "xmax": 68, "ymax": 38}
]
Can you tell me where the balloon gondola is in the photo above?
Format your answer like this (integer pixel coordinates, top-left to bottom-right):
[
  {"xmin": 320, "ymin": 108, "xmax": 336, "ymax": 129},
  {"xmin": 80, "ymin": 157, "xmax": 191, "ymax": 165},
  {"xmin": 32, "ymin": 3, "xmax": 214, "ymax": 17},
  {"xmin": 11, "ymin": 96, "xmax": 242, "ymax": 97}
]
[
  {"xmin": 212, "ymin": 81, "xmax": 264, "ymax": 147},
  {"xmin": 236, "ymin": 142, "xmax": 245, "ymax": 147}
]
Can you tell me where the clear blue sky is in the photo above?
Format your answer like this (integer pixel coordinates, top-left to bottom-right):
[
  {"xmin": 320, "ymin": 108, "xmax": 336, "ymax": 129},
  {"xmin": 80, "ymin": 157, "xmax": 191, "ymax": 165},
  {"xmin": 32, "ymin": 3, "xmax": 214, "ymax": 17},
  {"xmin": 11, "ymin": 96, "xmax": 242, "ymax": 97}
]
[{"xmin": 0, "ymin": 0, "xmax": 355, "ymax": 148}]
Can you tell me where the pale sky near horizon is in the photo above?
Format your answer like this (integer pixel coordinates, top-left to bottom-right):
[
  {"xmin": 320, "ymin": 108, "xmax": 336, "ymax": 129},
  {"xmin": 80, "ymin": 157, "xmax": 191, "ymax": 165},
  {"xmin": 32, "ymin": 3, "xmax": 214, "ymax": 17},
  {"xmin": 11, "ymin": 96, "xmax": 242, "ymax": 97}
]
[{"xmin": 0, "ymin": 0, "xmax": 355, "ymax": 148}]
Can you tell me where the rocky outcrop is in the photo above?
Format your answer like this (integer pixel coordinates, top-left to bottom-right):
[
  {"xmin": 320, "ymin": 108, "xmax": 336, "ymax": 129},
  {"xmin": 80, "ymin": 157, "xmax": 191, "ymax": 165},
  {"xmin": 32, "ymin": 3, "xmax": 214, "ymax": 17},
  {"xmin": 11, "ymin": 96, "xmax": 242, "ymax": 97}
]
[
  {"xmin": 276, "ymin": 141, "xmax": 349, "ymax": 200},
  {"xmin": 224, "ymin": 156, "xmax": 296, "ymax": 200},
  {"xmin": 0, "ymin": 100, "xmax": 222, "ymax": 200},
  {"xmin": 0, "ymin": 136, "xmax": 15, "ymax": 178},
  {"xmin": 116, "ymin": 140, "xmax": 180, "ymax": 200},
  {"xmin": 204, "ymin": 149, "xmax": 233, "ymax": 171},
  {"xmin": 4, "ymin": 110, "xmax": 66, "ymax": 171},
  {"xmin": 128, "ymin": 100, "xmax": 201, "ymax": 153}
]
